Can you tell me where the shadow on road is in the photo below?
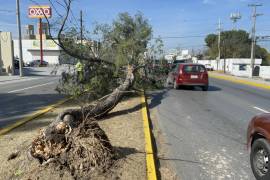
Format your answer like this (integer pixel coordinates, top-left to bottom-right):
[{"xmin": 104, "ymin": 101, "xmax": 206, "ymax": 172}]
[
  {"xmin": 176, "ymin": 85, "xmax": 222, "ymax": 91},
  {"xmin": 147, "ymin": 89, "xmax": 169, "ymax": 109},
  {"xmin": 0, "ymin": 92, "xmax": 65, "ymax": 128},
  {"xmin": 207, "ymin": 85, "xmax": 222, "ymax": 91}
]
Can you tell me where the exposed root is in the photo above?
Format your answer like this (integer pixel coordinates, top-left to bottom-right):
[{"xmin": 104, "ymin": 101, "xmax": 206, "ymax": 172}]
[
  {"xmin": 28, "ymin": 65, "xmax": 136, "ymax": 178},
  {"xmin": 30, "ymin": 120, "xmax": 115, "ymax": 178}
]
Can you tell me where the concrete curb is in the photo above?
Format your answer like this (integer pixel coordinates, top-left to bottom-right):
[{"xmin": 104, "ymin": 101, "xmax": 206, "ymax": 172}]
[
  {"xmin": 209, "ymin": 73, "xmax": 270, "ymax": 90},
  {"xmin": 0, "ymin": 98, "xmax": 69, "ymax": 136},
  {"xmin": 141, "ymin": 92, "xmax": 157, "ymax": 180}
]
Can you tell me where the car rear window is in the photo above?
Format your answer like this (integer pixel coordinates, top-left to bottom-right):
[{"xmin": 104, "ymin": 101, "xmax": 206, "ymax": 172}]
[{"xmin": 183, "ymin": 65, "xmax": 206, "ymax": 73}]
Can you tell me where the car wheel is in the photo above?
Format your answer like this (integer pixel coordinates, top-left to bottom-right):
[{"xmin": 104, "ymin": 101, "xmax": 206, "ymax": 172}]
[
  {"xmin": 202, "ymin": 85, "xmax": 208, "ymax": 91},
  {"xmin": 173, "ymin": 80, "xmax": 179, "ymax": 89},
  {"xmin": 250, "ymin": 138, "xmax": 270, "ymax": 180}
]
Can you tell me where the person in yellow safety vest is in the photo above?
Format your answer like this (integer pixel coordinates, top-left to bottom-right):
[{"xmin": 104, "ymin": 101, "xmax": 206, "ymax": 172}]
[{"xmin": 75, "ymin": 61, "xmax": 84, "ymax": 82}]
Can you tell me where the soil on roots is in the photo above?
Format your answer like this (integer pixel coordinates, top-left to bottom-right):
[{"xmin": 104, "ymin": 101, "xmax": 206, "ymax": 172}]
[{"xmin": 30, "ymin": 120, "xmax": 116, "ymax": 179}]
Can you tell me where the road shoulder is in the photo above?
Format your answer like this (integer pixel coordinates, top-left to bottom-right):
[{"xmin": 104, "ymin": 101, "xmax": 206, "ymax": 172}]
[{"xmin": 146, "ymin": 90, "xmax": 178, "ymax": 180}]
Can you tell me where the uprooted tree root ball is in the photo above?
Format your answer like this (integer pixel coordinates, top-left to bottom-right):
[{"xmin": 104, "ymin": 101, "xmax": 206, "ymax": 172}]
[
  {"xmin": 26, "ymin": 65, "xmax": 136, "ymax": 179},
  {"xmin": 30, "ymin": 120, "xmax": 115, "ymax": 179}
]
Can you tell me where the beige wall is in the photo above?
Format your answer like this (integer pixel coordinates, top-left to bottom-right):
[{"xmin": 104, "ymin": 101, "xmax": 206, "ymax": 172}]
[
  {"xmin": 0, "ymin": 38, "xmax": 2, "ymax": 75},
  {"xmin": 0, "ymin": 32, "xmax": 14, "ymax": 74}
]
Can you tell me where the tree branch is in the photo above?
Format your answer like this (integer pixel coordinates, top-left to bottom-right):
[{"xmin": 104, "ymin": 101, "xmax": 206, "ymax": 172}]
[{"xmin": 31, "ymin": 0, "xmax": 114, "ymax": 66}]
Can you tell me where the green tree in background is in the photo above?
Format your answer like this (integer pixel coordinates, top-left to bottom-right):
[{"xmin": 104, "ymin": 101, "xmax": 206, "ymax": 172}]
[{"xmin": 205, "ymin": 30, "xmax": 270, "ymax": 65}]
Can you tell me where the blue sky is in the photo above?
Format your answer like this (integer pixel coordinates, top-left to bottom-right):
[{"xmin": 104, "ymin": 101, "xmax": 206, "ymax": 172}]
[{"xmin": 0, "ymin": 0, "xmax": 270, "ymax": 52}]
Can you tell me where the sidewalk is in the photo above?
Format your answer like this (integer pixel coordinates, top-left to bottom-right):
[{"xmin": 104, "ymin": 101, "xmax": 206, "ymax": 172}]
[
  {"xmin": 0, "ymin": 75, "xmax": 26, "ymax": 83},
  {"xmin": 209, "ymin": 71, "xmax": 270, "ymax": 90},
  {"xmin": 0, "ymin": 66, "xmax": 66, "ymax": 84},
  {"xmin": 0, "ymin": 65, "xmax": 69, "ymax": 83}
]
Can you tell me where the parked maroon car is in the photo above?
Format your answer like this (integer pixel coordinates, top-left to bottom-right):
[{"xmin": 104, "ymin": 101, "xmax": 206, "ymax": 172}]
[
  {"xmin": 166, "ymin": 63, "xmax": 209, "ymax": 91},
  {"xmin": 247, "ymin": 113, "xmax": 270, "ymax": 180}
]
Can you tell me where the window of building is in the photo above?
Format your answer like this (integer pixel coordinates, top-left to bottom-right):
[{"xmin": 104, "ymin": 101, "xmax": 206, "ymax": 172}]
[{"xmin": 239, "ymin": 64, "xmax": 247, "ymax": 71}]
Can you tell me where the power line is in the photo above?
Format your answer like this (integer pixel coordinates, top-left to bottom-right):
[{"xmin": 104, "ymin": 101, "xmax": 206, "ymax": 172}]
[
  {"xmin": 258, "ymin": 29, "xmax": 270, "ymax": 32},
  {"xmin": 153, "ymin": 35, "xmax": 206, "ymax": 39},
  {"xmin": 0, "ymin": 9, "xmax": 15, "ymax": 13},
  {"xmin": 180, "ymin": 44, "xmax": 207, "ymax": 48}
]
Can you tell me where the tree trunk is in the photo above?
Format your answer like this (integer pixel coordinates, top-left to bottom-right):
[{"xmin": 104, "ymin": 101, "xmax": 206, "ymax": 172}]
[
  {"xmin": 30, "ymin": 65, "xmax": 136, "ymax": 165},
  {"xmin": 50, "ymin": 65, "xmax": 134, "ymax": 127}
]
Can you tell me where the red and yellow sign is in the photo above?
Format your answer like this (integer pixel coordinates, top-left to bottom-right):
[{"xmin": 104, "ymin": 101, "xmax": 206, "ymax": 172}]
[{"xmin": 28, "ymin": 6, "xmax": 52, "ymax": 18}]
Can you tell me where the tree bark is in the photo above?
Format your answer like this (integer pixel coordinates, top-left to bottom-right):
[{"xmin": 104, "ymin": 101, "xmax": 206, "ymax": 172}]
[{"xmin": 36, "ymin": 65, "xmax": 136, "ymax": 148}]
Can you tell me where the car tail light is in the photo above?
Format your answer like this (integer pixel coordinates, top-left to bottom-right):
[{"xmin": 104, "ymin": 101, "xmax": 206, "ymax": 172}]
[{"xmin": 179, "ymin": 69, "xmax": 183, "ymax": 75}]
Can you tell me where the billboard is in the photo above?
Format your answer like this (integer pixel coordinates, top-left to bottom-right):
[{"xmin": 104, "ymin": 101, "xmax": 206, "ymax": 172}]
[{"xmin": 28, "ymin": 6, "xmax": 52, "ymax": 18}]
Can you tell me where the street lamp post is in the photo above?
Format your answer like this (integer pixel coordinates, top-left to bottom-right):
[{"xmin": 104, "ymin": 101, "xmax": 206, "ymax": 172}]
[{"xmin": 16, "ymin": 0, "xmax": 23, "ymax": 77}]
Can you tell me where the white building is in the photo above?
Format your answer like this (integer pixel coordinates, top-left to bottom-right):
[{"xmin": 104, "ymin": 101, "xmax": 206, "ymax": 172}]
[
  {"xmin": 260, "ymin": 66, "xmax": 270, "ymax": 80},
  {"xmin": 165, "ymin": 49, "xmax": 191, "ymax": 63},
  {"xmin": 194, "ymin": 58, "xmax": 263, "ymax": 77},
  {"xmin": 12, "ymin": 23, "xmax": 61, "ymax": 65},
  {"xmin": 13, "ymin": 39, "xmax": 61, "ymax": 65}
]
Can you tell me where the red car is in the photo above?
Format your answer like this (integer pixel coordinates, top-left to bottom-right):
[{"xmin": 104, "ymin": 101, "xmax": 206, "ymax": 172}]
[
  {"xmin": 247, "ymin": 113, "xmax": 270, "ymax": 180},
  {"xmin": 166, "ymin": 63, "xmax": 209, "ymax": 91}
]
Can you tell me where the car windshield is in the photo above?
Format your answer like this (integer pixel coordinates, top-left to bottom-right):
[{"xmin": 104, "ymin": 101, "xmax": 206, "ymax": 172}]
[{"xmin": 183, "ymin": 65, "xmax": 206, "ymax": 73}]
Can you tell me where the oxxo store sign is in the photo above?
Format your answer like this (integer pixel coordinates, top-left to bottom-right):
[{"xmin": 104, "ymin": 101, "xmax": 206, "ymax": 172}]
[
  {"xmin": 28, "ymin": 6, "xmax": 52, "ymax": 18},
  {"xmin": 28, "ymin": 5, "xmax": 52, "ymax": 65}
]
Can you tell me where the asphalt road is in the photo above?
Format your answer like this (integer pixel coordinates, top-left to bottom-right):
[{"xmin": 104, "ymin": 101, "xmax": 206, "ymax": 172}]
[
  {"xmin": 150, "ymin": 77, "xmax": 270, "ymax": 180},
  {"xmin": 0, "ymin": 67, "xmax": 65, "ymax": 128}
]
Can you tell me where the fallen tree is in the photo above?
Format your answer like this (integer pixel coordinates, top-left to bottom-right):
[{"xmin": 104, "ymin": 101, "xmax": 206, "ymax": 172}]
[{"xmin": 24, "ymin": 0, "xmax": 167, "ymax": 178}]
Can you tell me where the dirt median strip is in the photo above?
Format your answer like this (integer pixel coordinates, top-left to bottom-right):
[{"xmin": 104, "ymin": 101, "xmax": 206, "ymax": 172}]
[
  {"xmin": 0, "ymin": 96, "xmax": 147, "ymax": 179},
  {"xmin": 209, "ymin": 73, "xmax": 270, "ymax": 90},
  {"xmin": 0, "ymin": 98, "xmax": 69, "ymax": 136},
  {"xmin": 141, "ymin": 92, "xmax": 158, "ymax": 180},
  {"xmin": 0, "ymin": 93, "xmax": 156, "ymax": 179}
]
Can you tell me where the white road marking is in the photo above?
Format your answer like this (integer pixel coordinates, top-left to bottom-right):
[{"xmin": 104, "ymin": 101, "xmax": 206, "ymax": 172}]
[
  {"xmin": 253, "ymin": 106, "xmax": 270, "ymax": 113},
  {"xmin": 0, "ymin": 77, "xmax": 42, "ymax": 85},
  {"xmin": 8, "ymin": 82, "xmax": 55, "ymax": 93}
]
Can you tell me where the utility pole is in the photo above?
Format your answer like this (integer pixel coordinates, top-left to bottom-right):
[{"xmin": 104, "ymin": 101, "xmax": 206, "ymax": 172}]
[
  {"xmin": 217, "ymin": 18, "xmax": 222, "ymax": 71},
  {"xmin": 79, "ymin": 10, "xmax": 84, "ymax": 60},
  {"xmin": 248, "ymin": 4, "xmax": 263, "ymax": 78},
  {"xmin": 16, "ymin": 0, "xmax": 23, "ymax": 77},
  {"xmin": 39, "ymin": 18, "xmax": 44, "ymax": 65},
  {"xmin": 80, "ymin": 10, "xmax": 83, "ymax": 45}
]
